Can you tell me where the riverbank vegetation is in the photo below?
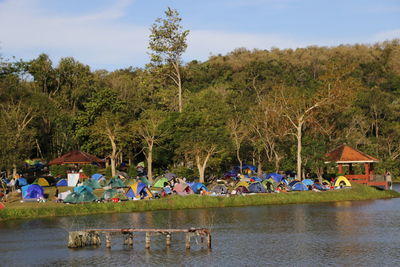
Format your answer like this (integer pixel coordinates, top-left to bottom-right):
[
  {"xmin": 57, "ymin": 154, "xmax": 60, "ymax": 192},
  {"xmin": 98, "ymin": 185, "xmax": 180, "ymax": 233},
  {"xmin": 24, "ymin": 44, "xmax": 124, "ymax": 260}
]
[
  {"xmin": 1, "ymin": 8, "xmax": 400, "ymax": 182},
  {"xmin": 1, "ymin": 184, "xmax": 398, "ymax": 221}
]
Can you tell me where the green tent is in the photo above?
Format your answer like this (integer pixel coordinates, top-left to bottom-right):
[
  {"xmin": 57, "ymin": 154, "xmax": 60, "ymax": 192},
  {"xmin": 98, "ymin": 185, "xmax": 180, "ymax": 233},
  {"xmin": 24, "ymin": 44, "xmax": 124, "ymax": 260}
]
[
  {"xmin": 63, "ymin": 191, "xmax": 98, "ymax": 203},
  {"xmin": 153, "ymin": 177, "xmax": 169, "ymax": 188},
  {"xmin": 107, "ymin": 177, "xmax": 125, "ymax": 188},
  {"xmin": 139, "ymin": 176, "xmax": 150, "ymax": 186},
  {"xmin": 102, "ymin": 189, "xmax": 118, "ymax": 200},
  {"xmin": 83, "ymin": 179, "xmax": 102, "ymax": 189}
]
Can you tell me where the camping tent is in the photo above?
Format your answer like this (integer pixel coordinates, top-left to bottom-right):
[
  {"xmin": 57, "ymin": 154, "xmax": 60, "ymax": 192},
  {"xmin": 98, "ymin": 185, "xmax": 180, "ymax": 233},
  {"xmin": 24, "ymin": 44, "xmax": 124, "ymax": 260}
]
[
  {"xmin": 248, "ymin": 182, "xmax": 267, "ymax": 193},
  {"xmin": 173, "ymin": 183, "xmax": 194, "ymax": 195},
  {"xmin": 139, "ymin": 176, "xmax": 150, "ymax": 186},
  {"xmin": 164, "ymin": 173, "xmax": 177, "ymax": 181},
  {"xmin": 302, "ymin": 179, "xmax": 314, "ymax": 186},
  {"xmin": 235, "ymin": 186, "xmax": 249, "ymax": 194},
  {"xmin": 234, "ymin": 181, "xmax": 250, "ymax": 189},
  {"xmin": 16, "ymin": 178, "xmax": 28, "ymax": 187},
  {"xmin": 56, "ymin": 179, "xmax": 68, "ymax": 187},
  {"xmin": 102, "ymin": 189, "xmax": 119, "ymax": 200},
  {"xmin": 64, "ymin": 190, "xmax": 98, "ymax": 203},
  {"xmin": 83, "ymin": 179, "xmax": 102, "ymax": 189},
  {"xmin": 261, "ymin": 179, "xmax": 274, "ymax": 192},
  {"xmin": 74, "ymin": 185, "xmax": 94, "ymax": 193},
  {"xmin": 91, "ymin": 173, "xmax": 105, "ymax": 181},
  {"xmin": 265, "ymin": 173, "xmax": 284, "ymax": 183},
  {"xmin": 108, "ymin": 177, "xmax": 125, "ymax": 188},
  {"xmin": 291, "ymin": 182, "xmax": 308, "ymax": 191},
  {"xmin": 21, "ymin": 184, "xmax": 44, "ymax": 199},
  {"xmin": 189, "ymin": 183, "xmax": 209, "ymax": 194},
  {"xmin": 334, "ymin": 176, "xmax": 352, "ymax": 187},
  {"xmin": 288, "ymin": 180, "xmax": 301, "ymax": 187},
  {"xmin": 314, "ymin": 183, "xmax": 328, "ymax": 191},
  {"xmin": 33, "ymin": 177, "xmax": 50, "ymax": 187},
  {"xmin": 126, "ymin": 182, "xmax": 153, "ymax": 199},
  {"xmin": 210, "ymin": 184, "xmax": 228, "ymax": 194},
  {"xmin": 153, "ymin": 177, "xmax": 169, "ymax": 188},
  {"xmin": 124, "ymin": 179, "xmax": 136, "ymax": 187}
]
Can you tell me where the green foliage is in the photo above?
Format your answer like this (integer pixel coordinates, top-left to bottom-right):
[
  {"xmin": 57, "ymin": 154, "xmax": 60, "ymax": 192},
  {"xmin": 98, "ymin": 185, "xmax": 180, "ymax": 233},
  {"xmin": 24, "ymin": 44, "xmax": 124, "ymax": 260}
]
[
  {"xmin": 81, "ymin": 164, "xmax": 99, "ymax": 177},
  {"xmin": 170, "ymin": 166, "xmax": 195, "ymax": 179},
  {"xmin": 105, "ymin": 166, "xmax": 112, "ymax": 178},
  {"xmin": 49, "ymin": 165, "xmax": 68, "ymax": 178},
  {"xmin": 127, "ymin": 165, "xmax": 138, "ymax": 178}
]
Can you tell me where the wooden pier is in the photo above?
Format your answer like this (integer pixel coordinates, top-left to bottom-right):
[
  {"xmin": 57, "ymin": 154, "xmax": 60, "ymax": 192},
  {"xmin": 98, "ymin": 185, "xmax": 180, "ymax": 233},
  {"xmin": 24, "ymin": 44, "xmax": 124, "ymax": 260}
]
[{"xmin": 68, "ymin": 228, "xmax": 211, "ymax": 250}]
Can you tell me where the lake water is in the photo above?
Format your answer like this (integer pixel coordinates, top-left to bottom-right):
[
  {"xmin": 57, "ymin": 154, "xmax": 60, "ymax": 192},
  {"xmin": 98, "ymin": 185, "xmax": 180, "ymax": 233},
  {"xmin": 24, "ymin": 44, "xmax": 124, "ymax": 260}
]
[{"xmin": 1, "ymin": 187, "xmax": 400, "ymax": 267}]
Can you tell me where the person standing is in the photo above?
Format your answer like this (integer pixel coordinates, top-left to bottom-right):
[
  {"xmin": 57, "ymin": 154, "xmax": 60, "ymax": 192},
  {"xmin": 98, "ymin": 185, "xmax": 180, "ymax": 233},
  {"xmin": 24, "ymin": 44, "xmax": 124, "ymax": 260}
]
[{"xmin": 385, "ymin": 172, "xmax": 392, "ymax": 190}]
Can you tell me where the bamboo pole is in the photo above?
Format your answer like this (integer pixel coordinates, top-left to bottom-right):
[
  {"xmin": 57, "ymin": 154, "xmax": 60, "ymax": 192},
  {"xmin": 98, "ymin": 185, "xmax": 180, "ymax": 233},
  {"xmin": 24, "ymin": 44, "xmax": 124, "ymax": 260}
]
[{"xmin": 105, "ymin": 233, "xmax": 111, "ymax": 248}]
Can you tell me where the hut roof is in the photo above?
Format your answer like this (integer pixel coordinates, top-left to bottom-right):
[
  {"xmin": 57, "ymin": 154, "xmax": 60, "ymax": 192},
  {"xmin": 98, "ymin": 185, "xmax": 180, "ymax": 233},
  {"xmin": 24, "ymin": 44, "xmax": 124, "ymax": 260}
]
[
  {"xmin": 48, "ymin": 150, "xmax": 104, "ymax": 165},
  {"xmin": 325, "ymin": 145, "xmax": 379, "ymax": 163}
]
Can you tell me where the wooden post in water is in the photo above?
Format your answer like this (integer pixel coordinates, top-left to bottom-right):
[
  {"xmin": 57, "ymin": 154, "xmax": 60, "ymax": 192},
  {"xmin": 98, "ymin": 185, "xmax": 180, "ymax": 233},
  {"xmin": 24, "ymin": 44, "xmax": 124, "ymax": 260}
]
[
  {"xmin": 185, "ymin": 233, "xmax": 191, "ymax": 249},
  {"xmin": 105, "ymin": 233, "xmax": 111, "ymax": 248},
  {"xmin": 207, "ymin": 232, "xmax": 212, "ymax": 249},
  {"xmin": 145, "ymin": 232, "xmax": 151, "ymax": 249},
  {"xmin": 123, "ymin": 233, "xmax": 133, "ymax": 247},
  {"xmin": 166, "ymin": 233, "xmax": 171, "ymax": 247}
]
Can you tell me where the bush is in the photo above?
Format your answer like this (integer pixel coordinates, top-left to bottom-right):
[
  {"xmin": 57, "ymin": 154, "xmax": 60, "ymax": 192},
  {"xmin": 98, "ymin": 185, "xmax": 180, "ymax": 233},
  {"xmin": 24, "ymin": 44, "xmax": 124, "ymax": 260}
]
[
  {"xmin": 170, "ymin": 166, "xmax": 195, "ymax": 179},
  {"xmin": 81, "ymin": 164, "xmax": 99, "ymax": 177},
  {"xmin": 105, "ymin": 166, "xmax": 112, "ymax": 178},
  {"xmin": 127, "ymin": 165, "xmax": 138, "ymax": 178},
  {"xmin": 49, "ymin": 165, "xmax": 68, "ymax": 178}
]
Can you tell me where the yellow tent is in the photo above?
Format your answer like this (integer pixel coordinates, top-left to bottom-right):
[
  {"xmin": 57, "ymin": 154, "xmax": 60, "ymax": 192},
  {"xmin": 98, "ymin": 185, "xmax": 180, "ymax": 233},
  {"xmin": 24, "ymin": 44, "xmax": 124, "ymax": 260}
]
[
  {"xmin": 234, "ymin": 181, "xmax": 249, "ymax": 189},
  {"xmin": 334, "ymin": 176, "xmax": 351, "ymax": 187},
  {"xmin": 33, "ymin": 177, "xmax": 50, "ymax": 187}
]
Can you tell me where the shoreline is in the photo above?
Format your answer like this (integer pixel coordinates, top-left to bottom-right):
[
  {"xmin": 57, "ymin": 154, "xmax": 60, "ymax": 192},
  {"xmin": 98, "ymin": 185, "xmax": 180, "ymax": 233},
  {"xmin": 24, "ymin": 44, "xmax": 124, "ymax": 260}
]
[{"xmin": 1, "ymin": 184, "xmax": 399, "ymax": 221}]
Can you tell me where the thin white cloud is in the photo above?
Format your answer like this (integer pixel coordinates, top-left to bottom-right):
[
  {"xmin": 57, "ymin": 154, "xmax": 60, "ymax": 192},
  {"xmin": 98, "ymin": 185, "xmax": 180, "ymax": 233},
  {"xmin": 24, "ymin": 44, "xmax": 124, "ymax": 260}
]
[
  {"xmin": 371, "ymin": 29, "xmax": 400, "ymax": 42},
  {"xmin": 187, "ymin": 30, "xmax": 304, "ymax": 61},
  {"xmin": 225, "ymin": 0, "xmax": 298, "ymax": 9}
]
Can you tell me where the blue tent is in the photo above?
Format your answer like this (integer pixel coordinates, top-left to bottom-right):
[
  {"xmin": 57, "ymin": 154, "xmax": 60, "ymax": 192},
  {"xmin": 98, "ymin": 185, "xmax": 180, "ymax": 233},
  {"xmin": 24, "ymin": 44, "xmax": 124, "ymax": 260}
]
[
  {"xmin": 189, "ymin": 182, "xmax": 209, "ymax": 194},
  {"xmin": 314, "ymin": 183, "xmax": 327, "ymax": 191},
  {"xmin": 16, "ymin": 178, "xmax": 28, "ymax": 187},
  {"xmin": 22, "ymin": 184, "xmax": 44, "ymax": 199},
  {"xmin": 74, "ymin": 185, "xmax": 93, "ymax": 193},
  {"xmin": 248, "ymin": 182, "xmax": 267, "ymax": 193},
  {"xmin": 288, "ymin": 180, "xmax": 300, "ymax": 187},
  {"xmin": 302, "ymin": 179, "xmax": 314, "ymax": 186},
  {"xmin": 265, "ymin": 173, "xmax": 284, "ymax": 183},
  {"xmin": 56, "ymin": 179, "xmax": 68, "ymax": 186},
  {"xmin": 91, "ymin": 173, "xmax": 104, "ymax": 181},
  {"xmin": 251, "ymin": 177, "xmax": 262, "ymax": 182},
  {"xmin": 291, "ymin": 182, "xmax": 308, "ymax": 191},
  {"xmin": 126, "ymin": 182, "xmax": 153, "ymax": 199}
]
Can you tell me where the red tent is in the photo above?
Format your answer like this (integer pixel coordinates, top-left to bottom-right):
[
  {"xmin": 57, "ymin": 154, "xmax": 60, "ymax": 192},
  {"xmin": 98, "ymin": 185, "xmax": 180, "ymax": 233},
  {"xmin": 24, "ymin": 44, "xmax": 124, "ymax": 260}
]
[{"xmin": 48, "ymin": 150, "xmax": 104, "ymax": 165}]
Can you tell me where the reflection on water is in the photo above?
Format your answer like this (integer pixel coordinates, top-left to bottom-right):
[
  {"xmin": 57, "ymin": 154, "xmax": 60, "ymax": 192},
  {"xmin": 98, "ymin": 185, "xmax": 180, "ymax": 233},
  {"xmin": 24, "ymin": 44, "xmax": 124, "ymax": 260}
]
[{"xmin": 1, "ymin": 197, "xmax": 400, "ymax": 266}]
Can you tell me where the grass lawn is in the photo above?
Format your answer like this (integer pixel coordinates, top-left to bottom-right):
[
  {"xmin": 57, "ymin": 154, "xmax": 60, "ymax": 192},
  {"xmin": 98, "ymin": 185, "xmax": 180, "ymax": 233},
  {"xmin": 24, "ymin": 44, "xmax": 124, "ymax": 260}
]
[{"xmin": 1, "ymin": 184, "xmax": 399, "ymax": 221}]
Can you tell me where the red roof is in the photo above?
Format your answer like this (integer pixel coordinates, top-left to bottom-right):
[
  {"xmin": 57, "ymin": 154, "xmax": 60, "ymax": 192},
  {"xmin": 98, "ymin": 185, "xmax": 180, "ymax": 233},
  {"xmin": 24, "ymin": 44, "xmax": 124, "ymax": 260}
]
[
  {"xmin": 325, "ymin": 145, "xmax": 379, "ymax": 163},
  {"xmin": 48, "ymin": 150, "xmax": 104, "ymax": 165}
]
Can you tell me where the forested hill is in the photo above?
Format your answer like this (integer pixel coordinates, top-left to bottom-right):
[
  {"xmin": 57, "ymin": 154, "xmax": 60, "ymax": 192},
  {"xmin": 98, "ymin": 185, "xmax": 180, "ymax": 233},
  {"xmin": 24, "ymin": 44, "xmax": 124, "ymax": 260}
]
[{"xmin": 1, "ymin": 40, "xmax": 400, "ymax": 180}]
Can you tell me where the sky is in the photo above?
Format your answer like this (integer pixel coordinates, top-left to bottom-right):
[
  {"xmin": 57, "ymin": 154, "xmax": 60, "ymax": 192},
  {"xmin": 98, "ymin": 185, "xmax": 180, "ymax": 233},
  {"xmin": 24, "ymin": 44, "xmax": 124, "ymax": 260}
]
[{"xmin": 0, "ymin": 0, "xmax": 399, "ymax": 71}]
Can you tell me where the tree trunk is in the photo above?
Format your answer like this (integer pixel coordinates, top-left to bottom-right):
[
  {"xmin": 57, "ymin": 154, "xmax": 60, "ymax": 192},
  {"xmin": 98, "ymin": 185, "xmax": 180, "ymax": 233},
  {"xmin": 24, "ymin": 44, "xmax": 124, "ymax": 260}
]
[
  {"xmin": 296, "ymin": 124, "xmax": 303, "ymax": 180},
  {"xmin": 177, "ymin": 65, "xmax": 183, "ymax": 113},
  {"xmin": 196, "ymin": 153, "xmax": 212, "ymax": 184},
  {"xmin": 12, "ymin": 164, "xmax": 17, "ymax": 179},
  {"xmin": 110, "ymin": 137, "xmax": 117, "ymax": 177},
  {"xmin": 257, "ymin": 153, "xmax": 263, "ymax": 176},
  {"xmin": 237, "ymin": 149, "xmax": 243, "ymax": 174},
  {"xmin": 147, "ymin": 143, "xmax": 154, "ymax": 183}
]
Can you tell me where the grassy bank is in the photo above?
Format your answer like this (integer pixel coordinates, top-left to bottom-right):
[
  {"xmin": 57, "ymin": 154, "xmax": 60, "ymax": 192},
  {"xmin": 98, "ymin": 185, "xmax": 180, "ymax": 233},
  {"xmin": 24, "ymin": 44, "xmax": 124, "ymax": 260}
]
[{"xmin": 1, "ymin": 184, "xmax": 399, "ymax": 221}]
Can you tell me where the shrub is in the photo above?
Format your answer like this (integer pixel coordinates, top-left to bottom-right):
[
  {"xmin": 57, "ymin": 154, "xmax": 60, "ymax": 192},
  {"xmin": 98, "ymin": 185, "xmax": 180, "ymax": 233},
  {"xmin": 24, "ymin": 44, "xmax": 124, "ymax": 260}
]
[
  {"xmin": 127, "ymin": 165, "xmax": 138, "ymax": 178},
  {"xmin": 49, "ymin": 165, "xmax": 68, "ymax": 178},
  {"xmin": 170, "ymin": 166, "xmax": 195, "ymax": 179},
  {"xmin": 81, "ymin": 164, "xmax": 99, "ymax": 177}
]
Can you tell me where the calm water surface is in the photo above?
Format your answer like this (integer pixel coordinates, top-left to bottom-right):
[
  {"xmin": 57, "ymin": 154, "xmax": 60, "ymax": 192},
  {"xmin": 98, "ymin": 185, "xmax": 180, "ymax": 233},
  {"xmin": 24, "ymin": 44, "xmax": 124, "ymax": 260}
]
[{"xmin": 1, "ymin": 187, "xmax": 400, "ymax": 267}]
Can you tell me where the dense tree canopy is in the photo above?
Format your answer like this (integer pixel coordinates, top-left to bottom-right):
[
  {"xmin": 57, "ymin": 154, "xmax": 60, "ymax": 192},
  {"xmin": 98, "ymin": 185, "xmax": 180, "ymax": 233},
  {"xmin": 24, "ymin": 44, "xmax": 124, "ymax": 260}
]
[{"xmin": 1, "ymin": 33, "xmax": 400, "ymax": 181}]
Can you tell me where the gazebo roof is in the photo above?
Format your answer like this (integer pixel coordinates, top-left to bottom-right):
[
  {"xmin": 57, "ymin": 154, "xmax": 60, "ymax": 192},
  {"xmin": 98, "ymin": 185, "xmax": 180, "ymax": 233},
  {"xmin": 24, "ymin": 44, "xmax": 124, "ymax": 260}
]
[
  {"xmin": 325, "ymin": 145, "xmax": 379, "ymax": 163},
  {"xmin": 48, "ymin": 150, "xmax": 104, "ymax": 165}
]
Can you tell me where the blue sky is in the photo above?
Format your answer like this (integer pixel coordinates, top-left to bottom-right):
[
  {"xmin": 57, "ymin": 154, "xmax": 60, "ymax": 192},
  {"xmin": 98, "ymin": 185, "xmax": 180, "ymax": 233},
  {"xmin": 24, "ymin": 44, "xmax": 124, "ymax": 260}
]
[{"xmin": 0, "ymin": 0, "xmax": 399, "ymax": 71}]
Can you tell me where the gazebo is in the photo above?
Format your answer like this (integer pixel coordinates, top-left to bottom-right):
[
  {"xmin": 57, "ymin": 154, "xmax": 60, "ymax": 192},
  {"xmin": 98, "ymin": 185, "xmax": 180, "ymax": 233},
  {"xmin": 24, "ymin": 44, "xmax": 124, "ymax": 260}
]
[
  {"xmin": 48, "ymin": 150, "xmax": 104, "ymax": 166},
  {"xmin": 325, "ymin": 145, "xmax": 386, "ymax": 188}
]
